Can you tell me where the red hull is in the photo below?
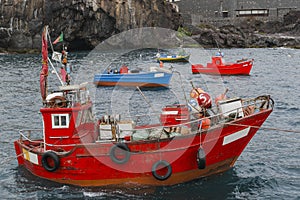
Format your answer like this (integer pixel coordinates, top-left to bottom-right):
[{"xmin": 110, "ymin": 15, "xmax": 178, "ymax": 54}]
[
  {"xmin": 192, "ymin": 57, "xmax": 253, "ymax": 75},
  {"xmin": 14, "ymin": 109, "xmax": 272, "ymax": 186}
]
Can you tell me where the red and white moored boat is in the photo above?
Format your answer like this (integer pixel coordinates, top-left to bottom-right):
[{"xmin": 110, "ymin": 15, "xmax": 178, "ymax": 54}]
[
  {"xmin": 192, "ymin": 56, "xmax": 254, "ymax": 75},
  {"xmin": 14, "ymin": 27, "xmax": 273, "ymax": 187}
]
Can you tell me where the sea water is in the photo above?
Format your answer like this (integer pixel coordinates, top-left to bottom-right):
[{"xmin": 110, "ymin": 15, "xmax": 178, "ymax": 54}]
[{"xmin": 0, "ymin": 48, "xmax": 299, "ymax": 199}]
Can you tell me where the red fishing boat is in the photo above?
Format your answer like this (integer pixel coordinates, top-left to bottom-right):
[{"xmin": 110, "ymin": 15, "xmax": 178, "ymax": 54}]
[
  {"xmin": 192, "ymin": 56, "xmax": 254, "ymax": 75},
  {"xmin": 14, "ymin": 27, "xmax": 273, "ymax": 187}
]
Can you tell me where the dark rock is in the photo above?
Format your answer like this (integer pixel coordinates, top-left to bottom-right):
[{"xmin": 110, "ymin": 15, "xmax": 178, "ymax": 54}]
[
  {"xmin": 183, "ymin": 8, "xmax": 300, "ymax": 49},
  {"xmin": 283, "ymin": 10, "xmax": 300, "ymax": 25},
  {"xmin": 0, "ymin": 0, "xmax": 182, "ymax": 52},
  {"xmin": 0, "ymin": 29, "xmax": 11, "ymax": 49},
  {"xmin": 32, "ymin": 34, "xmax": 42, "ymax": 49},
  {"xmin": 9, "ymin": 31, "xmax": 32, "ymax": 49}
]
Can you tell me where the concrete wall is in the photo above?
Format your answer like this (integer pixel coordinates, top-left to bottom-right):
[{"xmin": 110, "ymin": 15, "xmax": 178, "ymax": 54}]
[{"xmin": 177, "ymin": 0, "xmax": 299, "ymax": 24}]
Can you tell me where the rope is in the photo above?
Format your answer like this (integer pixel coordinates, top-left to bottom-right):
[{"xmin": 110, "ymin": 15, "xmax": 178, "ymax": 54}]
[
  {"xmin": 224, "ymin": 122, "xmax": 300, "ymax": 134},
  {"xmin": 0, "ymin": 141, "xmax": 40, "ymax": 166},
  {"xmin": 174, "ymin": 70, "xmax": 188, "ymax": 104},
  {"xmin": 136, "ymin": 86, "xmax": 158, "ymax": 113}
]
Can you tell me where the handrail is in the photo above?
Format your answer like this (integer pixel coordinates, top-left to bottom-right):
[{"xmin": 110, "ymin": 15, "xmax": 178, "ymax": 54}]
[
  {"xmin": 113, "ymin": 97, "xmax": 272, "ymax": 134},
  {"xmin": 19, "ymin": 96, "xmax": 273, "ymax": 144},
  {"xmin": 19, "ymin": 129, "xmax": 43, "ymax": 141}
]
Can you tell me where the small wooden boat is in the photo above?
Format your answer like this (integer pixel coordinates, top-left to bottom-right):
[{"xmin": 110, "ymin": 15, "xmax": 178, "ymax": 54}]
[
  {"xmin": 192, "ymin": 56, "xmax": 254, "ymax": 75},
  {"xmin": 14, "ymin": 26, "xmax": 274, "ymax": 187},
  {"xmin": 156, "ymin": 53, "xmax": 190, "ymax": 62},
  {"xmin": 94, "ymin": 66, "xmax": 173, "ymax": 87}
]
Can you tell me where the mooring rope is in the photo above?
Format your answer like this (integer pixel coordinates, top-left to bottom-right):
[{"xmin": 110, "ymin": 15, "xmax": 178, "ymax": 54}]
[
  {"xmin": 0, "ymin": 142, "xmax": 39, "ymax": 166},
  {"xmin": 224, "ymin": 122, "xmax": 300, "ymax": 134}
]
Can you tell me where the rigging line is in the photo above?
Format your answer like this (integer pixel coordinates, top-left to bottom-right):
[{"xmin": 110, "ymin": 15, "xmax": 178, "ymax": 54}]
[
  {"xmin": 46, "ymin": 26, "xmax": 64, "ymax": 85},
  {"xmin": 0, "ymin": 142, "xmax": 40, "ymax": 165},
  {"xmin": 46, "ymin": 26, "xmax": 55, "ymax": 54},
  {"xmin": 174, "ymin": 70, "xmax": 188, "ymax": 104},
  {"xmin": 224, "ymin": 122, "xmax": 300, "ymax": 134},
  {"xmin": 48, "ymin": 57, "xmax": 64, "ymax": 85},
  {"xmin": 136, "ymin": 86, "xmax": 158, "ymax": 113}
]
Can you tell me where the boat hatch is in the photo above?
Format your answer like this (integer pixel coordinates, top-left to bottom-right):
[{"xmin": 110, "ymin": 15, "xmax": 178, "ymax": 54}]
[
  {"xmin": 160, "ymin": 105, "xmax": 190, "ymax": 127},
  {"xmin": 218, "ymin": 98, "xmax": 244, "ymax": 118},
  {"xmin": 98, "ymin": 120, "xmax": 135, "ymax": 141},
  {"xmin": 116, "ymin": 121, "xmax": 134, "ymax": 139},
  {"xmin": 99, "ymin": 124, "xmax": 114, "ymax": 140}
]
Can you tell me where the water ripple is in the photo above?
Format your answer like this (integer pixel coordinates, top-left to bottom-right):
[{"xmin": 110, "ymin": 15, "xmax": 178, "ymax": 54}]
[{"xmin": 0, "ymin": 49, "xmax": 299, "ymax": 199}]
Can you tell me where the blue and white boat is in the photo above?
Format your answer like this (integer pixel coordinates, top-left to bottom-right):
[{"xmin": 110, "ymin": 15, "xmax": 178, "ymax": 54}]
[{"xmin": 94, "ymin": 67, "xmax": 173, "ymax": 88}]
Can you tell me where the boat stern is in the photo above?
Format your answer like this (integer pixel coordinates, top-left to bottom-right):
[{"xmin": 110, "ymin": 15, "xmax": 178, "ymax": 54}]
[
  {"xmin": 14, "ymin": 140, "xmax": 24, "ymax": 165},
  {"xmin": 191, "ymin": 64, "xmax": 205, "ymax": 74}
]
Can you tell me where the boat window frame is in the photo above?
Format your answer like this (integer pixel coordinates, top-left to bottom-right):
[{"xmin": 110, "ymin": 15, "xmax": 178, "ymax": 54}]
[{"xmin": 51, "ymin": 114, "xmax": 70, "ymax": 129}]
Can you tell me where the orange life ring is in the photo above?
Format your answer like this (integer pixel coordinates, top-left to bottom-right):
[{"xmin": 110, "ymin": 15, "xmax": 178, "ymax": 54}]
[{"xmin": 49, "ymin": 96, "xmax": 66, "ymax": 108}]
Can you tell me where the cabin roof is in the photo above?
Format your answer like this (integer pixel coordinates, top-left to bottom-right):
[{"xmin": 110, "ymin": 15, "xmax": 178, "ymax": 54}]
[{"xmin": 58, "ymin": 82, "xmax": 88, "ymax": 91}]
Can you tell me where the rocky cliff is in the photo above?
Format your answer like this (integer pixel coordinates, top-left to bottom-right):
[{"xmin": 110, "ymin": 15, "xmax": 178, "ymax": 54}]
[
  {"xmin": 0, "ymin": 0, "xmax": 182, "ymax": 52},
  {"xmin": 183, "ymin": 10, "xmax": 300, "ymax": 49}
]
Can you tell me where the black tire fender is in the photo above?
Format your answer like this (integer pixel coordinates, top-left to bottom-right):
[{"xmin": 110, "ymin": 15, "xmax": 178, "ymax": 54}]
[
  {"xmin": 152, "ymin": 160, "xmax": 172, "ymax": 181},
  {"xmin": 41, "ymin": 151, "xmax": 60, "ymax": 172},
  {"xmin": 109, "ymin": 143, "xmax": 131, "ymax": 164},
  {"xmin": 197, "ymin": 148, "xmax": 206, "ymax": 169}
]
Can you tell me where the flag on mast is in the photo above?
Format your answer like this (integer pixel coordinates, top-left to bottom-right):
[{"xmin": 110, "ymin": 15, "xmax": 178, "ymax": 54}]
[
  {"xmin": 40, "ymin": 26, "xmax": 49, "ymax": 101},
  {"xmin": 53, "ymin": 32, "xmax": 63, "ymax": 44}
]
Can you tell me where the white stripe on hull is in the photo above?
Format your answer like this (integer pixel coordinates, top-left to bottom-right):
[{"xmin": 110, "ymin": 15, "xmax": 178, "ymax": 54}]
[{"xmin": 223, "ymin": 127, "xmax": 250, "ymax": 145}]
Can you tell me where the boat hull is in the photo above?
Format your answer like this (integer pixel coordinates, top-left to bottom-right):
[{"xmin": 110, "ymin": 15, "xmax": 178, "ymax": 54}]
[
  {"xmin": 157, "ymin": 55, "xmax": 190, "ymax": 62},
  {"xmin": 192, "ymin": 60, "xmax": 253, "ymax": 75},
  {"xmin": 94, "ymin": 71, "xmax": 172, "ymax": 87},
  {"xmin": 14, "ymin": 109, "xmax": 272, "ymax": 187}
]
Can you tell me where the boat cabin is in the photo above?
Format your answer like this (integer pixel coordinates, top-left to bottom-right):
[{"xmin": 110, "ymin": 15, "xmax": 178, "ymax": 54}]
[
  {"xmin": 41, "ymin": 83, "xmax": 96, "ymax": 151},
  {"xmin": 209, "ymin": 56, "xmax": 224, "ymax": 67}
]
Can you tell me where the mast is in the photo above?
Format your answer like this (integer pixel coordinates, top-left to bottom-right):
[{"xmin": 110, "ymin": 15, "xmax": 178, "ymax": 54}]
[{"xmin": 40, "ymin": 26, "xmax": 49, "ymax": 101}]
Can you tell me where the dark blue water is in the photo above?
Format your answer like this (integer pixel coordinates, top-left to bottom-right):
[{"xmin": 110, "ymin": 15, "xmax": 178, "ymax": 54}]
[{"xmin": 0, "ymin": 48, "xmax": 299, "ymax": 199}]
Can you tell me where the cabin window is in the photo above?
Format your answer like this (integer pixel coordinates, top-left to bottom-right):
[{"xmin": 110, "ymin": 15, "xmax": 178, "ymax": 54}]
[{"xmin": 51, "ymin": 114, "xmax": 70, "ymax": 128}]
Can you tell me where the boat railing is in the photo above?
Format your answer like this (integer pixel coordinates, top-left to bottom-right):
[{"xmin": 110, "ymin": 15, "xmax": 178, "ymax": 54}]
[
  {"xmin": 211, "ymin": 95, "xmax": 273, "ymax": 121},
  {"xmin": 111, "ymin": 96, "xmax": 273, "ymax": 141},
  {"xmin": 19, "ymin": 129, "xmax": 43, "ymax": 142},
  {"xmin": 43, "ymin": 91, "xmax": 91, "ymax": 109}
]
